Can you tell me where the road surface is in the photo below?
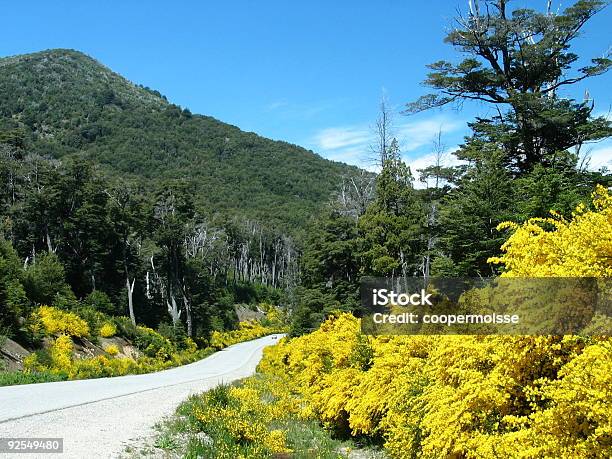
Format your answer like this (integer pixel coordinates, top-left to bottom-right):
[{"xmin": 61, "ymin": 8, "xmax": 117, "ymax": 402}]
[{"xmin": 0, "ymin": 334, "xmax": 282, "ymax": 458}]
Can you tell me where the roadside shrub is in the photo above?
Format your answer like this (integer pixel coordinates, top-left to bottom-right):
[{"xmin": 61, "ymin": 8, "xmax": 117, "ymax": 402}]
[
  {"xmin": 73, "ymin": 305, "xmax": 108, "ymax": 337},
  {"xmin": 490, "ymin": 184, "xmax": 612, "ymax": 277},
  {"xmin": 0, "ymin": 370, "xmax": 67, "ymax": 387},
  {"xmin": 49, "ymin": 334, "xmax": 73, "ymax": 371},
  {"xmin": 157, "ymin": 374, "xmax": 352, "ymax": 458},
  {"xmin": 23, "ymin": 348, "xmax": 53, "ymax": 372},
  {"xmin": 99, "ymin": 322, "xmax": 117, "ymax": 338},
  {"xmin": 157, "ymin": 322, "xmax": 188, "ymax": 349},
  {"xmin": 69, "ymin": 355, "xmax": 141, "ymax": 379},
  {"xmin": 104, "ymin": 344, "xmax": 119, "ymax": 356},
  {"xmin": 258, "ymin": 314, "xmax": 612, "ymax": 458},
  {"xmin": 113, "ymin": 316, "xmax": 137, "ymax": 339},
  {"xmin": 253, "ymin": 188, "xmax": 612, "ymax": 458},
  {"xmin": 210, "ymin": 319, "xmax": 285, "ymax": 350},
  {"xmin": 190, "ymin": 380, "xmax": 292, "ymax": 456},
  {"xmin": 14, "ymin": 309, "xmax": 279, "ymax": 384},
  {"xmin": 30, "ymin": 305, "xmax": 89, "ymax": 338},
  {"xmin": 260, "ymin": 303, "xmax": 288, "ymax": 328},
  {"xmin": 135, "ymin": 325, "xmax": 175, "ymax": 359}
]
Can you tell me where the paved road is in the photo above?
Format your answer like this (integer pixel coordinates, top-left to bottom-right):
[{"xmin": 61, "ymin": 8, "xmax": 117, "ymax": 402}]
[{"xmin": 0, "ymin": 334, "xmax": 282, "ymax": 458}]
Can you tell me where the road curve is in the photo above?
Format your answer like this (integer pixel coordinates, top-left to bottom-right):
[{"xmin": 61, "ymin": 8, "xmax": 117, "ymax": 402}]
[{"xmin": 0, "ymin": 334, "xmax": 282, "ymax": 458}]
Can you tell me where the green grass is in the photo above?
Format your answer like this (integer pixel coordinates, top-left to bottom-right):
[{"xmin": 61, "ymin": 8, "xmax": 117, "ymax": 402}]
[{"xmin": 0, "ymin": 370, "xmax": 67, "ymax": 386}]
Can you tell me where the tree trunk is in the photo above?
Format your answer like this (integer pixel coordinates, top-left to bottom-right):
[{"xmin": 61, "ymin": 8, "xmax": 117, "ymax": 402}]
[
  {"xmin": 126, "ymin": 276, "xmax": 136, "ymax": 325},
  {"xmin": 45, "ymin": 226, "xmax": 54, "ymax": 253},
  {"xmin": 167, "ymin": 292, "xmax": 181, "ymax": 326},
  {"xmin": 183, "ymin": 291, "xmax": 192, "ymax": 337}
]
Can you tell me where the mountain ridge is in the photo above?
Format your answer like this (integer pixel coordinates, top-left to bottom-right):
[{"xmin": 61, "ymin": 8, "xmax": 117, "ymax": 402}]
[{"xmin": 0, "ymin": 48, "xmax": 360, "ymax": 233}]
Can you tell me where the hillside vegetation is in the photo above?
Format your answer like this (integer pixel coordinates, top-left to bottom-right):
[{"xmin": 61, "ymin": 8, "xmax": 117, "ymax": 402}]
[
  {"xmin": 0, "ymin": 49, "xmax": 360, "ymax": 233},
  {"xmin": 0, "ymin": 50, "xmax": 361, "ymax": 348},
  {"xmin": 1, "ymin": 300, "xmax": 286, "ymax": 386}
]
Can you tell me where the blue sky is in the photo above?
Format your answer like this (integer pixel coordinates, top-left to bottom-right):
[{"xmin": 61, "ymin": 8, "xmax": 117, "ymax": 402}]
[{"xmin": 1, "ymin": 1, "xmax": 611, "ymax": 175}]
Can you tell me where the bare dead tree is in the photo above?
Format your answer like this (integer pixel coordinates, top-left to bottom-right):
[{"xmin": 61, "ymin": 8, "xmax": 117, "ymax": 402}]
[
  {"xmin": 366, "ymin": 93, "xmax": 396, "ymax": 168},
  {"xmin": 336, "ymin": 170, "xmax": 375, "ymax": 218},
  {"xmin": 418, "ymin": 129, "xmax": 449, "ymax": 283}
]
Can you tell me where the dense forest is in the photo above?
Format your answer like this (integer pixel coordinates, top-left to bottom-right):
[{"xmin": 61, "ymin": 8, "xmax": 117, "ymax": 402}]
[{"xmin": 0, "ymin": 49, "xmax": 361, "ymax": 234}]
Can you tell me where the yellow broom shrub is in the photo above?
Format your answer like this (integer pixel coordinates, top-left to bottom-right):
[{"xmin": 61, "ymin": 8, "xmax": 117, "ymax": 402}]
[
  {"xmin": 489, "ymin": 184, "xmax": 612, "ymax": 277},
  {"xmin": 99, "ymin": 322, "xmax": 117, "ymax": 338},
  {"xmin": 210, "ymin": 319, "xmax": 283, "ymax": 349},
  {"xmin": 49, "ymin": 334, "xmax": 74, "ymax": 372},
  {"xmin": 256, "ymin": 186, "xmax": 612, "ymax": 458},
  {"xmin": 32, "ymin": 305, "xmax": 90, "ymax": 338},
  {"xmin": 104, "ymin": 344, "xmax": 119, "ymax": 356}
]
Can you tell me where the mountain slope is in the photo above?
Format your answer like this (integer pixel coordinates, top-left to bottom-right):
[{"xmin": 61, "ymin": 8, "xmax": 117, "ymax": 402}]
[{"xmin": 0, "ymin": 49, "xmax": 359, "ymax": 232}]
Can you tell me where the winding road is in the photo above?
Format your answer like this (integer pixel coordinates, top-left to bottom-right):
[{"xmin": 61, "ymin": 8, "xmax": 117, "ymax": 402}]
[{"xmin": 0, "ymin": 334, "xmax": 282, "ymax": 458}]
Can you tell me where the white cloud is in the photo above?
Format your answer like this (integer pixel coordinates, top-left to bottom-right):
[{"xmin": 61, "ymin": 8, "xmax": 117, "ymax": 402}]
[
  {"xmin": 311, "ymin": 114, "xmax": 466, "ymax": 169},
  {"xmin": 405, "ymin": 148, "xmax": 461, "ymax": 171},
  {"xmin": 397, "ymin": 116, "xmax": 464, "ymax": 152},
  {"xmin": 265, "ymin": 99, "xmax": 289, "ymax": 111},
  {"xmin": 314, "ymin": 126, "xmax": 371, "ymax": 150},
  {"xmin": 582, "ymin": 143, "xmax": 612, "ymax": 171}
]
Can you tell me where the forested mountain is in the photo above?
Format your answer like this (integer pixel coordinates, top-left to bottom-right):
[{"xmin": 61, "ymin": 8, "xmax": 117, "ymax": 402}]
[
  {"xmin": 0, "ymin": 49, "xmax": 363, "ymax": 342},
  {"xmin": 0, "ymin": 49, "xmax": 359, "ymax": 233}
]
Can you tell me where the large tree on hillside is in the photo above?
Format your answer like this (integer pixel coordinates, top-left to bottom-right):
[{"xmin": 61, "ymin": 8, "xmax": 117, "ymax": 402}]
[
  {"xmin": 151, "ymin": 182, "xmax": 195, "ymax": 334},
  {"xmin": 106, "ymin": 183, "xmax": 148, "ymax": 325},
  {"xmin": 359, "ymin": 142, "xmax": 426, "ymax": 278},
  {"xmin": 407, "ymin": 0, "xmax": 611, "ymax": 171}
]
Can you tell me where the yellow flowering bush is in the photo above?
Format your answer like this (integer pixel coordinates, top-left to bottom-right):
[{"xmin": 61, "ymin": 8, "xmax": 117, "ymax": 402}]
[
  {"xmin": 185, "ymin": 377, "xmax": 310, "ymax": 457},
  {"xmin": 194, "ymin": 388, "xmax": 264, "ymax": 451},
  {"xmin": 99, "ymin": 322, "xmax": 117, "ymax": 338},
  {"xmin": 260, "ymin": 302, "xmax": 288, "ymax": 327},
  {"xmin": 251, "ymin": 186, "xmax": 612, "ymax": 458},
  {"xmin": 49, "ymin": 334, "xmax": 74, "ymax": 371},
  {"xmin": 21, "ymin": 310, "xmax": 278, "ymax": 383},
  {"xmin": 489, "ymin": 184, "xmax": 612, "ymax": 277},
  {"xmin": 210, "ymin": 319, "xmax": 284, "ymax": 349},
  {"xmin": 258, "ymin": 314, "xmax": 611, "ymax": 458},
  {"xmin": 23, "ymin": 334, "xmax": 74, "ymax": 376},
  {"xmin": 155, "ymin": 368, "xmax": 350, "ymax": 457},
  {"xmin": 104, "ymin": 344, "xmax": 119, "ymax": 356},
  {"xmin": 23, "ymin": 339, "xmax": 214, "ymax": 380},
  {"xmin": 30, "ymin": 306, "xmax": 90, "ymax": 338}
]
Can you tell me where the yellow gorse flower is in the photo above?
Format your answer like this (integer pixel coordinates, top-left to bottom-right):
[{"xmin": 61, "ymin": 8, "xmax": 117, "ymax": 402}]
[
  {"xmin": 250, "ymin": 186, "xmax": 612, "ymax": 458},
  {"xmin": 30, "ymin": 305, "xmax": 90, "ymax": 338},
  {"xmin": 489, "ymin": 184, "xmax": 612, "ymax": 277}
]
